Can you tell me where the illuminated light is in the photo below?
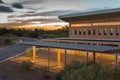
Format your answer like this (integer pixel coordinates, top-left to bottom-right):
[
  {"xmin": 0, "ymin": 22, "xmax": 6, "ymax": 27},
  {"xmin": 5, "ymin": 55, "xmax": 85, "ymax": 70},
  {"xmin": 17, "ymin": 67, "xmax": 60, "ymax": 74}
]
[
  {"xmin": 57, "ymin": 48, "xmax": 61, "ymax": 68},
  {"xmin": 71, "ymin": 23, "xmax": 92, "ymax": 27},
  {"xmin": 71, "ymin": 22, "xmax": 120, "ymax": 27},
  {"xmin": 33, "ymin": 46, "xmax": 36, "ymax": 62},
  {"xmin": 11, "ymin": 24, "xmax": 68, "ymax": 30}
]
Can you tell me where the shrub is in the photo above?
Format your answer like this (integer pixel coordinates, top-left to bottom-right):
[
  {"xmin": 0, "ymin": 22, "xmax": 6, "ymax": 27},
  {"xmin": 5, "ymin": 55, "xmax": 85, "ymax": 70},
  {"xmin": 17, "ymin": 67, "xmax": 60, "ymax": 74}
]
[
  {"xmin": 56, "ymin": 61, "xmax": 115, "ymax": 80},
  {"xmin": 21, "ymin": 60, "xmax": 33, "ymax": 70},
  {"xmin": 4, "ymin": 38, "xmax": 11, "ymax": 44},
  {"xmin": 25, "ymin": 48, "xmax": 32, "ymax": 57}
]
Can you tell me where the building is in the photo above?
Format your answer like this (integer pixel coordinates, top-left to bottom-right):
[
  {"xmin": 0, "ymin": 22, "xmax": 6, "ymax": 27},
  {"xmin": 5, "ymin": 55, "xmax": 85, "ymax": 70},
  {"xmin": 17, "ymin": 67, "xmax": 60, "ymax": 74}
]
[
  {"xmin": 20, "ymin": 8, "xmax": 120, "ymax": 68},
  {"xmin": 59, "ymin": 8, "xmax": 120, "ymax": 46}
]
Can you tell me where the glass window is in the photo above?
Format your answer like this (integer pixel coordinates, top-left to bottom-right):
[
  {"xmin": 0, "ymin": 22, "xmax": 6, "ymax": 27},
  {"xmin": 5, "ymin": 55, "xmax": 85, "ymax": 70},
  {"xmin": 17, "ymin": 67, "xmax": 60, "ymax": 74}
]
[
  {"xmin": 104, "ymin": 29, "xmax": 107, "ymax": 35},
  {"xmin": 116, "ymin": 29, "xmax": 119, "ymax": 35},
  {"xmin": 88, "ymin": 30, "xmax": 91, "ymax": 35},
  {"xmin": 93, "ymin": 29, "xmax": 95, "ymax": 35},
  {"xmin": 79, "ymin": 30, "xmax": 81, "ymax": 35},
  {"xmin": 83, "ymin": 29, "xmax": 86, "ymax": 35},
  {"xmin": 74, "ymin": 29, "xmax": 77, "ymax": 35},
  {"xmin": 98, "ymin": 28, "xmax": 102, "ymax": 35},
  {"xmin": 110, "ymin": 29, "xmax": 113, "ymax": 35},
  {"xmin": 70, "ymin": 30, "xmax": 72, "ymax": 35}
]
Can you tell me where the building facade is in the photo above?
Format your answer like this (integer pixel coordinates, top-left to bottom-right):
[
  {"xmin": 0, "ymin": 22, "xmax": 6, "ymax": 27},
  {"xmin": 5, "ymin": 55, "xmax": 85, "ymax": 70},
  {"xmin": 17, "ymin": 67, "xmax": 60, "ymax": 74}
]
[{"xmin": 59, "ymin": 8, "xmax": 120, "ymax": 46}]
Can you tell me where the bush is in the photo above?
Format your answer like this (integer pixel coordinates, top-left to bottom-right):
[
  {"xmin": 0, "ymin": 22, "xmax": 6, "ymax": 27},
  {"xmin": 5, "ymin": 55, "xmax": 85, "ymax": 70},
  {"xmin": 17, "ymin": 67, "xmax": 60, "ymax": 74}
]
[
  {"xmin": 4, "ymin": 38, "xmax": 11, "ymax": 44},
  {"xmin": 56, "ymin": 61, "xmax": 115, "ymax": 80},
  {"xmin": 21, "ymin": 60, "xmax": 33, "ymax": 70},
  {"xmin": 25, "ymin": 48, "xmax": 32, "ymax": 57}
]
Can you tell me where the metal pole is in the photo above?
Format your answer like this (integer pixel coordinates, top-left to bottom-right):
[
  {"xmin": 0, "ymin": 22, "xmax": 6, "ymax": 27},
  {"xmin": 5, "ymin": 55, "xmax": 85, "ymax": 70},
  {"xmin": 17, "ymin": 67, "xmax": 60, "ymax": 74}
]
[
  {"xmin": 115, "ymin": 53, "xmax": 118, "ymax": 80},
  {"xmin": 64, "ymin": 49, "xmax": 67, "ymax": 66},
  {"xmin": 32, "ymin": 45, "xmax": 36, "ymax": 62},
  {"xmin": 93, "ymin": 52, "xmax": 96, "ymax": 64},
  {"xmin": 48, "ymin": 47, "xmax": 50, "ymax": 71},
  {"xmin": 57, "ymin": 48, "xmax": 61, "ymax": 68},
  {"xmin": 86, "ymin": 51, "xmax": 89, "ymax": 66}
]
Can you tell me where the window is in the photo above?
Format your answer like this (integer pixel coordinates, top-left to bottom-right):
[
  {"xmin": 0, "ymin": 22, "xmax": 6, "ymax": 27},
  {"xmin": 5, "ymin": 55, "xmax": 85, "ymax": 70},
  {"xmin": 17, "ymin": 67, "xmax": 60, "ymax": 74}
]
[
  {"xmin": 88, "ymin": 30, "xmax": 91, "ymax": 35},
  {"xmin": 83, "ymin": 29, "xmax": 86, "ymax": 35},
  {"xmin": 104, "ymin": 29, "xmax": 107, "ymax": 35},
  {"xmin": 93, "ymin": 29, "xmax": 95, "ymax": 35},
  {"xmin": 74, "ymin": 30, "xmax": 77, "ymax": 35},
  {"xmin": 79, "ymin": 30, "xmax": 81, "ymax": 35},
  {"xmin": 116, "ymin": 29, "xmax": 119, "ymax": 35},
  {"xmin": 98, "ymin": 28, "xmax": 102, "ymax": 35},
  {"xmin": 70, "ymin": 30, "xmax": 72, "ymax": 35},
  {"xmin": 110, "ymin": 29, "xmax": 113, "ymax": 35}
]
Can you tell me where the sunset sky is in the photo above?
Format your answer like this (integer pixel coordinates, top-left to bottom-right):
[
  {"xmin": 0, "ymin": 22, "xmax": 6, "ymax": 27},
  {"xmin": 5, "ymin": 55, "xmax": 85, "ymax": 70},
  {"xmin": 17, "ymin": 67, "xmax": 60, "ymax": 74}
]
[{"xmin": 0, "ymin": 0, "xmax": 120, "ymax": 30}]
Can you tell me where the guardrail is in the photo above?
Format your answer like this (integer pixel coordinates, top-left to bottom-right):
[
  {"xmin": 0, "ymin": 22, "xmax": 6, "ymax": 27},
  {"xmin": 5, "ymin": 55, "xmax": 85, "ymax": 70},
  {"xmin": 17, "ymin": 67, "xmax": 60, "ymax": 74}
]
[{"xmin": 41, "ymin": 39, "xmax": 120, "ymax": 46}]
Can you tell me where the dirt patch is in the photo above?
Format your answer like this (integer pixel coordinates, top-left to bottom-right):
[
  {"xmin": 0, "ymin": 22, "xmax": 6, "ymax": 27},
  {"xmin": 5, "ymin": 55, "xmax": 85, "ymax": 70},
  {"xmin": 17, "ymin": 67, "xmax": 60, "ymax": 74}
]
[
  {"xmin": 0, "ymin": 48, "xmax": 118, "ymax": 80},
  {"xmin": 0, "ymin": 60, "xmax": 55, "ymax": 80}
]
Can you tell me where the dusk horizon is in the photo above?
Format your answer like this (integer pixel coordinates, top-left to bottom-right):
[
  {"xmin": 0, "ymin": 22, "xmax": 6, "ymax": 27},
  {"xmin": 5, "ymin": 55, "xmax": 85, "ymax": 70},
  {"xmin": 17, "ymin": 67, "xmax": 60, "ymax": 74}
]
[
  {"xmin": 0, "ymin": 0, "xmax": 120, "ymax": 30},
  {"xmin": 0, "ymin": 0, "xmax": 120, "ymax": 80}
]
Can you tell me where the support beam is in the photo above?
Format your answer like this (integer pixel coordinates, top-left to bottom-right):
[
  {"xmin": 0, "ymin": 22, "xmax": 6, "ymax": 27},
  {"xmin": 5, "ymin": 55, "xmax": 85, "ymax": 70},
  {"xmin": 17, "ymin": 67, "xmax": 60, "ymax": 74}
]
[
  {"xmin": 115, "ymin": 53, "xmax": 118, "ymax": 66},
  {"xmin": 114, "ymin": 53, "xmax": 118, "ymax": 80},
  {"xmin": 92, "ymin": 52, "xmax": 96, "ymax": 64},
  {"xmin": 64, "ymin": 49, "xmax": 67, "ymax": 66},
  {"xmin": 86, "ymin": 51, "xmax": 89, "ymax": 66},
  {"xmin": 48, "ymin": 47, "xmax": 50, "ymax": 71},
  {"xmin": 57, "ymin": 48, "xmax": 61, "ymax": 68},
  {"xmin": 32, "ymin": 45, "xmax": 37, "ymax": 62}
]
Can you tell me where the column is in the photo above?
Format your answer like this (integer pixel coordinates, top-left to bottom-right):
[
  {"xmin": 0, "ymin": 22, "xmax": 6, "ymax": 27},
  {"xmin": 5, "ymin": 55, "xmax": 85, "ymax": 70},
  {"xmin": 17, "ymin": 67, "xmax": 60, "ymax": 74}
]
[
  {"xmin": 92, "ymin": 52, "xmax": 96, "ymax": 64},
  {"xmin": 32, "ymin": 45, "xmax": 36, "ymax": 62},
  {"xmin": 86, "ymin": 51, "xmax": 89, "ymax": 66},
  {"xmin": 48, "ymin": 47, "xmax": 50, "ymax": 71},
  {"xmin": 114, "ymin": 53, "xmax": 118, "ymax": 80},
  {"xmin": 57, "ymin": 48, "xmax": 61, "ymax": 68},
  {"xmin": 64, "ymin": 49, "xmax": 67, "ymax": 66}
]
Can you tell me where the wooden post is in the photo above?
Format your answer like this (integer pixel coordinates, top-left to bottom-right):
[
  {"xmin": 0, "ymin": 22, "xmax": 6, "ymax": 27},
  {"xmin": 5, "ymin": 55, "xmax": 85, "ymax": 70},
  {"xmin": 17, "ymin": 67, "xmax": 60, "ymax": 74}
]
[
  {"xmin": 57, "ymin": 48, "xmax": 61, "ymax": 68},
  {"xmin": 32, "ymin": 45, "xmax": 36, "ymax": 62}
]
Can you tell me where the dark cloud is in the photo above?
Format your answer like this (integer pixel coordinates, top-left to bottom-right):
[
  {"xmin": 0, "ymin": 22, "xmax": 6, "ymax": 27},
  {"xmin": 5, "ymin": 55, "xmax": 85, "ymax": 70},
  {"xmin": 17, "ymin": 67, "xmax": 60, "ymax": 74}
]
[
  {"xmin": 12, "ymin": 3, "xmax": 24, "ymax": 9},
  {"xmin": 21, "ymin": 0, "xmax": 44, "ymax": 4},
  {"xmin": 9, "ymin": 10, "xmax": 78, "ymax": 18},
  {"xmin": 0, "ymin": 0, "xmax": 4, "ymax": 3},
  {"xmin": 34, "ymin": 10, "xmax": 78, "ymax": 16},
  {"xmin": 0, "ymin": 6, "xmax": 13, "ymax": 12}
]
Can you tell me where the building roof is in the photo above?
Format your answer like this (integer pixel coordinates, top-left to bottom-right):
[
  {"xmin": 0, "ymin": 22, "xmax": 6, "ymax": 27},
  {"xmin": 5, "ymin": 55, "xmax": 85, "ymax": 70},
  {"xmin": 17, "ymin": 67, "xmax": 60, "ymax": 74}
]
[
  {"xmin": 20, "ymin": 41, "xmax": 120, "ymax": 53},
  {"xmin": 59, "ymin": 8, "xmax": 120, "ymax": 22}
]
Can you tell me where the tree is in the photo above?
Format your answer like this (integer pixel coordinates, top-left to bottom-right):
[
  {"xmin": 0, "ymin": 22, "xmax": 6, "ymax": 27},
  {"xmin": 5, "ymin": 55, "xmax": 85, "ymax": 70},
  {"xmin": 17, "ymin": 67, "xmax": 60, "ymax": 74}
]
[
  {"xmin": 21, "ymin": 60, "xmax": 33, "ymax": 70},
  {"xmin": 4, "ymin": 38, "xmax": 11, "ymax": 44}
]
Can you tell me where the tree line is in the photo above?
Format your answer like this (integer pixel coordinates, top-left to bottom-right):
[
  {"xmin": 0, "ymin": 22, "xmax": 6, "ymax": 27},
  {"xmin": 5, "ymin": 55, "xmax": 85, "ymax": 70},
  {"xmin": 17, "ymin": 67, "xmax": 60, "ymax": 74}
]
[{"xmin": 0, "ymin": 26, "xmax": 69, "ymax": 39}]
